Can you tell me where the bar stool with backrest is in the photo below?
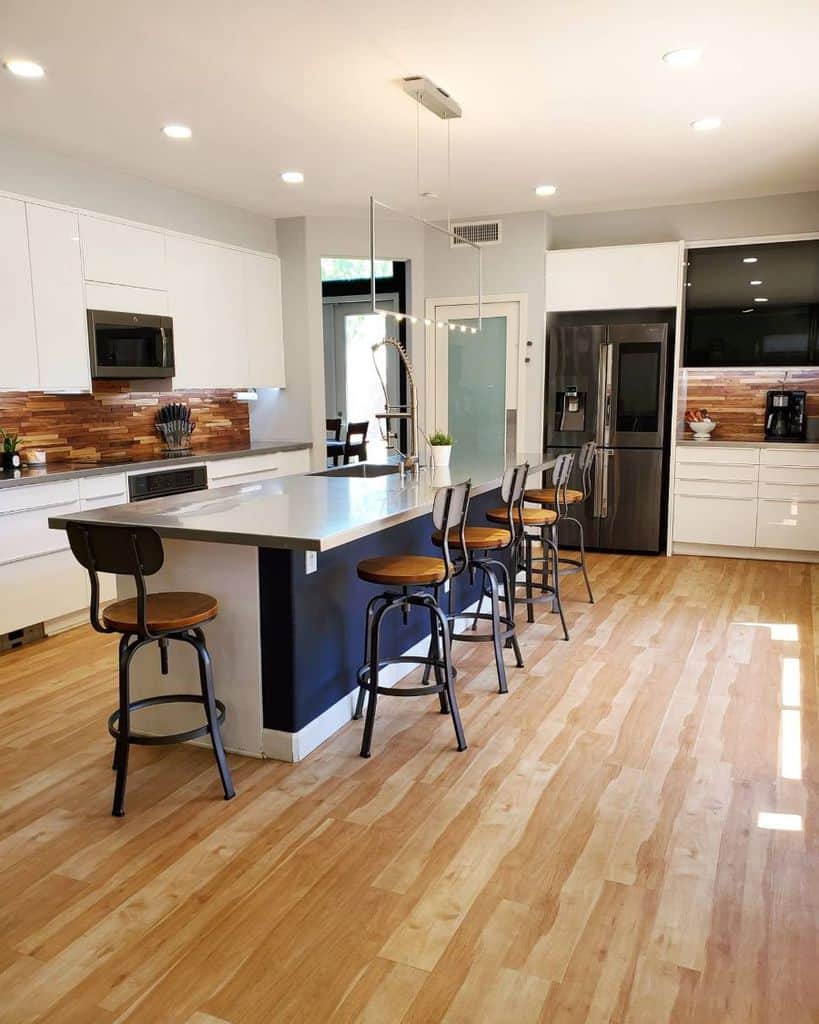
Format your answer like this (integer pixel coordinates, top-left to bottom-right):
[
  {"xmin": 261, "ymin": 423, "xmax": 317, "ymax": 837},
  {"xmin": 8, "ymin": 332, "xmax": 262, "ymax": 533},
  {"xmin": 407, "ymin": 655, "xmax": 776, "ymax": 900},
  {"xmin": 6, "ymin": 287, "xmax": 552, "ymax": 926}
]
[
  {"xmin": 353, "ymin": 482, "xmax": 471, "ymax": 758},
  {"xmin": 523, "ymin": 441, "xmax": 595, "ymax": 604},
  {"xmin": 487, "ymin": 453, "xmax": 575, "ymax": 641},
  {"xmin": 433, "ymin": 463, "xmax": 529, "ymax": 694},
  {"xmin": 66, "ymin": 522, "xmax": 235, "ymax": 816}
]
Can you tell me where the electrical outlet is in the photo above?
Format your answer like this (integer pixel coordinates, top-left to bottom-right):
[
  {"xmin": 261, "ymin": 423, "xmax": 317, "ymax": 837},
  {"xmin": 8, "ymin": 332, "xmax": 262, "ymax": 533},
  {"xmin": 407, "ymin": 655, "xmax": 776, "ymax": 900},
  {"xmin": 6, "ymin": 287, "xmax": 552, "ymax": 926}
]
[{"xmin": 305, "ymin": 551, "xmax": 317, "ymax": 574}]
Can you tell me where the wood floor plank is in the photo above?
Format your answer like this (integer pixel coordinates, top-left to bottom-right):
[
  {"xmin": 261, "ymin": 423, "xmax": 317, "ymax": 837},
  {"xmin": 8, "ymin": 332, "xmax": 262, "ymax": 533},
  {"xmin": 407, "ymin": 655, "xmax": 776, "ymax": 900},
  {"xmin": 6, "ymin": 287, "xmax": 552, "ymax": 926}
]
[{"xmin": 0, "ymin": 553, "xmax": 816, "ymax": 1022}]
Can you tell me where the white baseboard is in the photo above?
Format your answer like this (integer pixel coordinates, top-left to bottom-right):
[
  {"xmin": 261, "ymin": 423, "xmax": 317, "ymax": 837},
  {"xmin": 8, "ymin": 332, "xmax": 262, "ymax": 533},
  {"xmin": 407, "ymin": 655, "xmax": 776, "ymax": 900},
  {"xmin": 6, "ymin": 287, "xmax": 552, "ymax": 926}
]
[
  {"xmin": 261, "ymin": 603, "xmax": 480, "ymax": 763},
  {"xmin": 45, "ymin": 608, "xmax": 89, "ymax": 636},
  {"xmin": 672, "ymin": 543, "xmax": 819, "ymax": 564}
]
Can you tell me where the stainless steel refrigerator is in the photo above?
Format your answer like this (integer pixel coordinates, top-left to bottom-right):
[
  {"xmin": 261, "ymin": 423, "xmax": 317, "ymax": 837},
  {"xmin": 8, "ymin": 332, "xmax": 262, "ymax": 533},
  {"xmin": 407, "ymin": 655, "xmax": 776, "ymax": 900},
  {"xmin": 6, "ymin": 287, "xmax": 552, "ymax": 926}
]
[{"xmin": 545, "ymin": 321, "xmax": 669, "ymax": 553}]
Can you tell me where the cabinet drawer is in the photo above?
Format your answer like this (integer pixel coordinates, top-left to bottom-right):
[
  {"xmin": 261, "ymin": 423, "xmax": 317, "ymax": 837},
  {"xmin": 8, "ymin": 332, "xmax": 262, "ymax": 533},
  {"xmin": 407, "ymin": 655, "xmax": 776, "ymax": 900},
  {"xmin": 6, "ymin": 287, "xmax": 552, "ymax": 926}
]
[
  {"xmin": 79, "ymin": 473, "xmax": 127, "ymax": 502},
  {"xmin": 0, "ymin": 500, "xmax": 80, "ymax": 565},
  {"xmin": 676, "ymin": 446, "xmax": 759, "ymax": 467},
  {"xmin": 674, "ymin": 480, "xmax": 757, "ymax": 500},
  {"xmin": 673, "ymin": 494, "xmax": 758, "ymax": 547},
  {"xmin": 271, "ymin": 448, "xmax": 310, "ymax": 476},
  {"xmin": 0, "ymin": 549, "xmax": 87, "ymax": 634},
  {"xmin": 675, "ymin": 463, "xmax": 758, "ymax": 484},
  {"xmin": 759, "ymin": 465, "xmax": 819, "ymax": 486},
  {"xmin": 0, "ymin": 480, "xmax": 79, "ymax": 516},
  {"xmin": 759, "ymin": 482, "xmax": 819, "ymax": 501},
  {"xmin": 760, "ymin": 447, "xmax": 819, "ymax": 470},
  {"xmin": 756, "ymin": 498, "xmax": 819, "ymax": 552},
  {"xmin": 208, "ymin": 454, "xmax": 281, "ymax": 486}
]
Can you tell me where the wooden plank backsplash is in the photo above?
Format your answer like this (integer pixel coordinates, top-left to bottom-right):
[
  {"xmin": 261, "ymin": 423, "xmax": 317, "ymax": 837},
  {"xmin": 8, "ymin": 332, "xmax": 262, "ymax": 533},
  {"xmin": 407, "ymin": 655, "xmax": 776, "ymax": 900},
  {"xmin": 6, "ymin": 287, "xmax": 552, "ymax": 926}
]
[
  {"xmin": 0, "ymin": 383, "xmax": 249, "ymax": 462},
  {"xmin": 679, "ymin": 368, "xmax": 819, "ymax": 441}
]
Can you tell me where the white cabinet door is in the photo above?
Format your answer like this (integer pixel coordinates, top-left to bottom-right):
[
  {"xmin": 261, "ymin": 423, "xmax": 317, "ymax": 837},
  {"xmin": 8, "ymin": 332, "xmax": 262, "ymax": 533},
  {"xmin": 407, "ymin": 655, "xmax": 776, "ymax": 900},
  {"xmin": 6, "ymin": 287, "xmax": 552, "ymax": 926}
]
[
  {"xmin": 756, "ymin": 498, "xmax": 819, "ymax": 552},
  {"xmin": 80, "ymin": 215, "xmax": 166, "ymax": 290},
  {"xmin": 167, "ymin": 236, "xmax": 245, "ymax": 388},
  {"xmin": 673, "ymin": 494, "xmax": 758, "ymax": 547},
  {"xmin": 26, "ymin": 204, "xmax": 90, "ymax": 391},
  {"xmin": 0, "ymin": 197, "xmax": 39, "ymax": 390},
  {"xmin": 546, "ymin": 242, "xmax": 681, "ymax": 312},
  {"xmin": 243, "ymin": 252, "xmax": 286, "ymax": 387}
]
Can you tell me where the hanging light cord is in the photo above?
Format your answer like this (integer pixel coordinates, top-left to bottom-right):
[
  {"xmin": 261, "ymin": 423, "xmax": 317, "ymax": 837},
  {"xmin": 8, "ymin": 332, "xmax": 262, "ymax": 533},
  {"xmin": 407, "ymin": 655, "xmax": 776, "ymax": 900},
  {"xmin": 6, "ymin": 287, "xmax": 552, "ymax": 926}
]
[{"xmin": 447, "ymin": 117, "xmax": 452, "ymax": 234}]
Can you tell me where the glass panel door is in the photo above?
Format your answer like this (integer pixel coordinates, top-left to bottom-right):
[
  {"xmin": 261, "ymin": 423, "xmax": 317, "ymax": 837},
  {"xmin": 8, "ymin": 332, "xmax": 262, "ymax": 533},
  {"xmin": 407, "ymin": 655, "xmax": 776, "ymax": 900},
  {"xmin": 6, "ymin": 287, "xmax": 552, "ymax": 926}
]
[{"xmin": 447, "ymin": 316, "xmax": 507, "ymax": 463}]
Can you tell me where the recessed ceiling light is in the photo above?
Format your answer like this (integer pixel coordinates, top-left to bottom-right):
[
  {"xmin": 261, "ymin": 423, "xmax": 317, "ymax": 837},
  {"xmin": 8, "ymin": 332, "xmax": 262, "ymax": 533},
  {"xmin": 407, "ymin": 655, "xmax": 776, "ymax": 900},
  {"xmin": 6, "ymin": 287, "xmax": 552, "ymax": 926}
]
[
  {"xmin": 281, "ymin": 170, "xmax": 304, "ymax": 184},
  {"xmin": 162, "ymin": 124, "xmax": 192, "ymax": 139},
  {"xmin": 750, "ymin": 279, "xmax": 763, "ymax": 285},
  {"xmin": 754, "ymin": 297, "xmax": 768, "ymax": 303},
  {"xmin": 4, "ymin": 59, "xmax": 45, "ymax": 79},
  {"xmin": 743, "ymin": 257, "xmax": 758, "ymax": 263},
  {"xmin": 535, "ymin": 184, "xmax": 557, "ymax": 197},
  {"xmin": 741, "ymin": 308, "xmax": 754, "ymax": 313},
  {"xmin": 690, "ymin": 116, "xmax": 721, "ymax": 131},
  {"xmin": 662, "ymin": 48, "xmax": 702, "ymax": 69}
]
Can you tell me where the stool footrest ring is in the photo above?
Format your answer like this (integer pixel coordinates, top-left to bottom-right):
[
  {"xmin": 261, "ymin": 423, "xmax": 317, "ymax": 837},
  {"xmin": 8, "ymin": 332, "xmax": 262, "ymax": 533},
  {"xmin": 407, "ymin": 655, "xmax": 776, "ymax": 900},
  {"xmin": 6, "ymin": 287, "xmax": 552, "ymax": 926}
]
[
  {"xmin": 357, "ymin": 655, "xmax": 452, "ymax": 697},
  {"xmin": 449, "ymin": 612, "xmax": 517, "ymax": 644},
  {"xmin": 107, "ymin": 694, "xmax": 226, "ymax": 746}
]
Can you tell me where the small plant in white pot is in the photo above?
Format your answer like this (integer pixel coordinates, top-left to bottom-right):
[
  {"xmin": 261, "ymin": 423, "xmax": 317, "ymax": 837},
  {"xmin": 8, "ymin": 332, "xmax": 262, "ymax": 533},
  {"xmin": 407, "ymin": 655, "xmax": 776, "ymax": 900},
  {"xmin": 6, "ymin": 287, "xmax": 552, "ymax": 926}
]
[{"xmin": 429, "ymin": 431, "xmax": 454, "ymax": 467}]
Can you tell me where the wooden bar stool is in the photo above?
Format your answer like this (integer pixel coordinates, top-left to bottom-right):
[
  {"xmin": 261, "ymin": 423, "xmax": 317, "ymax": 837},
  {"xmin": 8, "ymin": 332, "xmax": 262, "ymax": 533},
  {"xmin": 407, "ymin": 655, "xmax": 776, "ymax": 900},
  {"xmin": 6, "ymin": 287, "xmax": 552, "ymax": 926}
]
[
  {"xmin": 488, "ymin": 454, "xmax": 574, "ymax": 640},
  {"xmin": 353, "ymin": 481, "xmax": 471, "ymax": 758},
  {"xmin": 437, "ymin": 463, "xmax": 529, "ymax": 694},
  {"xmin": 67, "ymin": 523, "xmax": 235, "ymax": 817},
  {"xmin": 524, "ymin": 441, "xmax": 595, "ymax": 604}
]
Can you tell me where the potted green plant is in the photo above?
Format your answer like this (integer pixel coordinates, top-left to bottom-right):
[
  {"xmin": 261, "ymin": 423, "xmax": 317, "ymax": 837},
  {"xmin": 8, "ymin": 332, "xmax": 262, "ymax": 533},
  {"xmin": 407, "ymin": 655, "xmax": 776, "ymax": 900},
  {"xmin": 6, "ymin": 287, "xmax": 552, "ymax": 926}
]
[
  {"xmin": 1, "ymin": 430, "xmax": 22, "ymax": 473},
  {"xmin": 428, "ymin": 430, "xmax": 454, "ymax": 467}
]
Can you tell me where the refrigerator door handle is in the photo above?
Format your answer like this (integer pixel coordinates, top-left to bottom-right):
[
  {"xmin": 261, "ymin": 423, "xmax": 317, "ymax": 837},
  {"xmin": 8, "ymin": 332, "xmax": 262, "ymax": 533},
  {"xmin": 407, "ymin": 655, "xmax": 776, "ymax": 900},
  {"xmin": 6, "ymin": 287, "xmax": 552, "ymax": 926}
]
[
  {"xmin": 593, "ymin": 448, "xmax": 604, "ymax": 518},
  {"xmin": 602, "ymin": 342, "xmax": 614, "ymax": 448},
  {"xmin": 600, "ymin": 449, "xmax": 610, "ymax": 519},
  {"xmin": 595, "ymin": 341, "xmax": 609, "ymax": 447}
]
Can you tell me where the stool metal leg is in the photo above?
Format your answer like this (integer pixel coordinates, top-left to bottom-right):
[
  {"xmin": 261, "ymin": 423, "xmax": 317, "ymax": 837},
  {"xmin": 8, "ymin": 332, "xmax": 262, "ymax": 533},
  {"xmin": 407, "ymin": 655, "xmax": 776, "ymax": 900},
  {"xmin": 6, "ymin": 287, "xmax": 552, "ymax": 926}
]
[
  {"xmin": 427, "ymin": 600, "xmax": 451, "ymax": 715},
  {"xmin": 497, "ymin": 559, "xmax": 524, "ymax": 667},
  {"xmin": 524, "ymin": 535, "xmax": 535, "ymax": 623},
  {"xmin": 354, "ymin": 593, "xmax": 383, "ymax": 720},
  {"xmin": 548, "ymin": 527, "xmax": 569, "ymax": 642},
  {"xmin": 112, "ymin": 635, "xmax": 137, "ymax": 817},
  {"xmin": 572, "ymin": 516, "xmax": 595, "ymax": 604},
  {"xmin": 485, "ymin": 564, "xmax": 508, "ymax": 695},
  {"xmin": 433, "ymin": 601, "xmax": 467, "ymax": 752},
  {"xmin": 191, "ymin": 629, "xmax": 235, "ymax": 801},
  {"xmin": 360, "ymin": 601, "xmax": 386, "ymax": 758}
]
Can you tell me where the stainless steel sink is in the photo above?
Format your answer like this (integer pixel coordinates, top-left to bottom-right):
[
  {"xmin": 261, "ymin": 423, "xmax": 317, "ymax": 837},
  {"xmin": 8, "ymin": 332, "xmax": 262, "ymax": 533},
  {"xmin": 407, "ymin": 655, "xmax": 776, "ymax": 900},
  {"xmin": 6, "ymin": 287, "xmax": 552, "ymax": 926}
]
[{"xmin": 312, "ymin": 463, "xmax": 400, "ymax": 479}]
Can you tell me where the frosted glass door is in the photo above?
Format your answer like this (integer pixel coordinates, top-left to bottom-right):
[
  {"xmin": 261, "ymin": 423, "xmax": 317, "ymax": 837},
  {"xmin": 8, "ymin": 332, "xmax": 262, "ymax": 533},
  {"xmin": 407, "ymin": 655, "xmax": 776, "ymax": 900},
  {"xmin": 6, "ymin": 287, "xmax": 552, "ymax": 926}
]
[{"xmin": 448, "ymin": 316, "xmax": 507, "ymax": 462}]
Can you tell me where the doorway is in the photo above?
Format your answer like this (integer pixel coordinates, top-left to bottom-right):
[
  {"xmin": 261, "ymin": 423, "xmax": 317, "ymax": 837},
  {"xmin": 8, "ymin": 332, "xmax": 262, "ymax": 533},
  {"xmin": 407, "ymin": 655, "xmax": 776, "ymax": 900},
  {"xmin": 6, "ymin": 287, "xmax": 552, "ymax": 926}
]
[
  {"xmin": 322, "ymin": 260, "xmax": 407, "ymax": 460},
  {"xmin": 425, "ymin": 296, "xmax": 526, "ymax": 463}
]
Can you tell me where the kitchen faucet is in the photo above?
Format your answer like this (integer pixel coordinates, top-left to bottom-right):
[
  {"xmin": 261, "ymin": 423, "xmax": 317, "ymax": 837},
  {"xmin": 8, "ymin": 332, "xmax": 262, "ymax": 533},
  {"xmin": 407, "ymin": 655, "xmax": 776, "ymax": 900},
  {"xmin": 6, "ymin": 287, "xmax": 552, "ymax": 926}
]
[{"xmin": 371, "ymin": 336, "xmax": 421, "ymax": 472}]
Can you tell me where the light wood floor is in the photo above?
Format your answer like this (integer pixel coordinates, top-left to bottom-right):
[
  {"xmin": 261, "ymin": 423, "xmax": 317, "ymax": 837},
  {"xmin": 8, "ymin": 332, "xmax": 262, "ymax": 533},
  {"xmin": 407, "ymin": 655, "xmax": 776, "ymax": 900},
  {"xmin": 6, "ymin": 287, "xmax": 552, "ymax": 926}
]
[{"xmin": 1, "ymin": 553, "xmax": 817, "ymax": 1023}]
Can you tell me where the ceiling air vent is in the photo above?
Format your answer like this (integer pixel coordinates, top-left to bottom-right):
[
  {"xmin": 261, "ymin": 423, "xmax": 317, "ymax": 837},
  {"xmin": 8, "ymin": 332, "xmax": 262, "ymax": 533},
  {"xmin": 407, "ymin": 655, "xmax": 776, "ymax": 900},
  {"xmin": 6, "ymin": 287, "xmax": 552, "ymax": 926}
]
[{"xmin": 451, "ymin": 220, "xmax": 502, "ymax": 247}]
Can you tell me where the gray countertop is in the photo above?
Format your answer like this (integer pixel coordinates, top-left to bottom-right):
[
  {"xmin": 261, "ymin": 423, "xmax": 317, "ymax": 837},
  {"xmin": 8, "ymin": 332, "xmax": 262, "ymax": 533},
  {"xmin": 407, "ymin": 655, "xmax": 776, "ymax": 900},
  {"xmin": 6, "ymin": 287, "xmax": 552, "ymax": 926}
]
[
  {"xmin": 677, "ymin": 439, "xmax": 819, "ymax": 450},
  {"xmin": 49, "ymin": 452, "xmax": 550, "ymax": 552},
  {"xmin": 0, "ymin": 441, "xmax": 312, "ymax": 490}
]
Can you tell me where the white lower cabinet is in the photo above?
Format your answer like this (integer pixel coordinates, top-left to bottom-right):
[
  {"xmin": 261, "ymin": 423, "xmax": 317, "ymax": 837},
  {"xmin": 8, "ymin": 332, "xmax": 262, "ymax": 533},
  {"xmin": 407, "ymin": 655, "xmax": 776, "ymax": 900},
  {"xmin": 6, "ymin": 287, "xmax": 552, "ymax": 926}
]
[
  {"xmin": 756, "ymin": 498, "xmax": 819, "ymax": 552},
  {"xmin": 674, "ymin": 444, "xmax": 819, "ymax": 556},
  {"xmin": 673, "ymin": 494, "xmax": 758, "ymax": 547},
  {"xmin": 207, "ymin": 448, "xmax": 309, "ymax": 488}
]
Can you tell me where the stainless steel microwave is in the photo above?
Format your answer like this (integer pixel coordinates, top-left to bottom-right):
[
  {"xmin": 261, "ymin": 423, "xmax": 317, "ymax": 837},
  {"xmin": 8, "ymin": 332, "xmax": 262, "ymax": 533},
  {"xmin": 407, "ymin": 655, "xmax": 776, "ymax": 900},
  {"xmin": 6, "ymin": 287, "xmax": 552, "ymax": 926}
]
[{"xmin": 87, "ymin": 310, "xmax": 175, "ymax": 379}]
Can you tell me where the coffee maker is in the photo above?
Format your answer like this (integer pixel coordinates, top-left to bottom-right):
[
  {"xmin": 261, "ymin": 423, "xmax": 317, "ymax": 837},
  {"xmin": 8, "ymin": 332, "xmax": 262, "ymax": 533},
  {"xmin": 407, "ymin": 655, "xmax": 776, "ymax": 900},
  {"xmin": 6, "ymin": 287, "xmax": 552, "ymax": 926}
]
[{"xmin": 765, "ymin": 389, "xmax": 807, "ymax": 441}]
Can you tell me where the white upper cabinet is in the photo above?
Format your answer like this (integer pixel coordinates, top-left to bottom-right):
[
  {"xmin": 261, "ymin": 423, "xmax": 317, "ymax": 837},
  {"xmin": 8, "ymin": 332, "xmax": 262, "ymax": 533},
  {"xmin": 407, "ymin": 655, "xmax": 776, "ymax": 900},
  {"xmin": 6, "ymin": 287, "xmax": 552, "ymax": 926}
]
[
  {"xmin": 243, "ymin": 252, "xmax": 286, "ymax": 387},
  {"xmin": 545, "ymin": 242, "xmax": 682, "ymax": 311},
  {"xmin": 168, "ymin": 237, "xmax": 284, "ymax": 389},
  {"xmin": 167, "ymin": 236, "xmax": 245, "ymax": 388},
  {"xmin": 0, "ymin": 196, "xmax": 38, "ymax": 390},
  {"xmin": 26, "ymin": 203, "xmax": 90, "ymax": 392},
  {"xmin": 79, "ymin": 215, "xmax": 166, "ymax": 291}
]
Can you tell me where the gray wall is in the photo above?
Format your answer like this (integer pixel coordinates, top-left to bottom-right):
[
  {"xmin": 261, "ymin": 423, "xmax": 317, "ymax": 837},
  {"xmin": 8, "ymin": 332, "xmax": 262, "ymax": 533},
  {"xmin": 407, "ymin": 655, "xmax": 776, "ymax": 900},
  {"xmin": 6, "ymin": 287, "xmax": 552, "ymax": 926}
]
[
  {"xmin": 425, "ymin": 211, "xmax": 549, "ymax": 453},
  {"xmin": 549, "ymin": 190, "xmax": 819, "ymax": 250},
  {"xmin": 0, "ymin": 135, "xmax": 277, "ymax": 251}
]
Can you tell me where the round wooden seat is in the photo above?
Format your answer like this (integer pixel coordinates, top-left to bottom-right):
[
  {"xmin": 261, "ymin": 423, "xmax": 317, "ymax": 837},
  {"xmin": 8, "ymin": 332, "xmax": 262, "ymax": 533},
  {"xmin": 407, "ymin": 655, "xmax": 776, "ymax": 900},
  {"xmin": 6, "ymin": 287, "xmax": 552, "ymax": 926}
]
[
  {"xmin": 486, "ymin": 506, "xmax": 557, "ymax": 526},
  {"xmin": 432, "ymin": 526, "xmax": 511, "ymax": 551},
  {"xmin": 102, "ymin": 592, "xmax": 219, "ymax": 633},
  {"xmin": 524, "ymin": 487, "xmax": 584, "ymax": 505},
  {"xmin": 357, "ymin": 555, "xmax": 449, "ymax": 586}
]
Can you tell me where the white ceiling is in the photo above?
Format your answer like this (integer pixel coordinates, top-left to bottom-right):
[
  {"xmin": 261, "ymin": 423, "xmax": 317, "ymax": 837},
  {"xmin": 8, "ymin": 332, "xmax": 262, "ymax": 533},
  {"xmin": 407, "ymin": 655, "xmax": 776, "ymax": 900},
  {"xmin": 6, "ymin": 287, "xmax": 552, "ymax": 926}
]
[{"xmin": 2, "ymin": 0, "xmax": 818, "ymax": 222}]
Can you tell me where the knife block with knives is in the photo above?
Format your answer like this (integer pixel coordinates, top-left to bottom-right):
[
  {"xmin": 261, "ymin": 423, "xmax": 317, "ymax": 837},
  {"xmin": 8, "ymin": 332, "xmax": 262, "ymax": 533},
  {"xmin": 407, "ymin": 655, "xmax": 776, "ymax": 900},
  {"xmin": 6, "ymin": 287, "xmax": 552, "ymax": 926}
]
[{"xmin": 155, "ymin": 403, "xmax": 196, "ymax": 452}]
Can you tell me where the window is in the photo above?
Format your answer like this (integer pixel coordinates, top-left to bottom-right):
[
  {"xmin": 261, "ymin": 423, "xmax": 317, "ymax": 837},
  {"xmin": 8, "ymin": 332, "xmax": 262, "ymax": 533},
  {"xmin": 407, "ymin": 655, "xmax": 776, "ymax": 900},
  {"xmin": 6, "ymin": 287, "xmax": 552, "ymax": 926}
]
[{"xmin": 320, "ymin": 258, "xmax": 394, "ymax": 282}]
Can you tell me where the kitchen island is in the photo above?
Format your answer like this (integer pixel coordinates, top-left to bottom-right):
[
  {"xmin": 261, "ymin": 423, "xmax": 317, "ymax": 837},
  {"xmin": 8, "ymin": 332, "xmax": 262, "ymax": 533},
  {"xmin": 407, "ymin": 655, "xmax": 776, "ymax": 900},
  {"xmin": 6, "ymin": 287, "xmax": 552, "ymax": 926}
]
[{"xmin": 50, "ymin": 454, "xmax": 547, "ymax": 761}]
